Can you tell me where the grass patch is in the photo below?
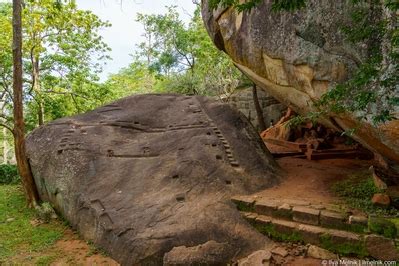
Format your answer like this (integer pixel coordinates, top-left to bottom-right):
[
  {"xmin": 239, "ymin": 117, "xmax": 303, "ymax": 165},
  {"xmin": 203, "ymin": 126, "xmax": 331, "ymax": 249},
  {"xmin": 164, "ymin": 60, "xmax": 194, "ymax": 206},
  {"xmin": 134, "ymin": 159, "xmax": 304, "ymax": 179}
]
[
  {"xmin": 0, "ymin": 185, "xmax": 65, "ymax": 262},
  {"xmin": 332, "ymin": 172, "xmax": 398, "ymax": 216},
  {"xmin": 320, "ymin": 234, "xmax": 368, "ymax": 257},
  {"xmin": 235, "ymin": 201, "xmax": 255, "ymax": 212},
  {"xmin": 35, "ymin": 254, "xmax": 58, "ymax": 265},
  {"xmin": 254, "ymin": 222, "xmax": 303, "ymax": 243},
  {"xmin": 323, "ymin": 221, "xmax": 367, "ymax": 234},
  {"xmin": 86, "ymin": 241, "xmax": 110, "ymax": 257},
  {"xmin": 368, "ymin": 217, "xmax": 397, "ymax": 238},
  {"xmin": 344, "ymin": 224, "xmax": 368, "ymax": 234},
  {"xmin": 389, "ymin": 218, "xmax": 399, "ymax": 231}
]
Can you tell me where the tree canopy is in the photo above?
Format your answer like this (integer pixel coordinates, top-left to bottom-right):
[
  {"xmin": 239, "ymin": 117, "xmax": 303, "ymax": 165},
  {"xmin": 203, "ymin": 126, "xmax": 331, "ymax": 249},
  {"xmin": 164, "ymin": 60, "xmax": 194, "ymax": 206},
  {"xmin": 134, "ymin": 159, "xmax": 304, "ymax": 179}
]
[
  {"xmin": 0, "ymin": 0, "xmax": 113, "ymax": 131},
  {"xmin": 109, "ymin": 5, "xmax": 245, "ymax": 97}
]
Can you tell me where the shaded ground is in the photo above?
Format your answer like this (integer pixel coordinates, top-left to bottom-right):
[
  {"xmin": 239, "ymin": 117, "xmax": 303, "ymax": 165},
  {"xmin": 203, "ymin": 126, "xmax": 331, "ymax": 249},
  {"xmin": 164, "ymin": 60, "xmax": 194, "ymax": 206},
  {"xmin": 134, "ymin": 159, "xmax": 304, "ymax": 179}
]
[{"xmin": 260, "ymin": 157, "xmax": 372, "ymax": 205}]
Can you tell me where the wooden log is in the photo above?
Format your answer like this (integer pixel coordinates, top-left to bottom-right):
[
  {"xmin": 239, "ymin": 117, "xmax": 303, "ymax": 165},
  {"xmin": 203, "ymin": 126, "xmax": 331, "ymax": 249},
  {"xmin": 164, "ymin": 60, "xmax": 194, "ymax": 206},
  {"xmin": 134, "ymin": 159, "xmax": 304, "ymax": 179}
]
[
  {"xmin": 264, "ymin": 138, "xmax": 308, "ymax": 152},
  {"xmin": 306, "ymin": 149, "xmax": 373, "ymax": 160},
  {"xmin": 271, "ymin": 151, "xmax": 306, "ymax": 159}
]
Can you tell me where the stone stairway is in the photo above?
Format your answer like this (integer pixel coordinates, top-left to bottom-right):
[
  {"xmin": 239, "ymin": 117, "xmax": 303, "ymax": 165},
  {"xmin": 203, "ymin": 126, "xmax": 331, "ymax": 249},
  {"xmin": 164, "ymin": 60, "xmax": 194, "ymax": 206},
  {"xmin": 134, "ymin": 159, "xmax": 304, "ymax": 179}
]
[{"xmin": 231, "ymin": 195, "xmax": 399, "ymax": 261}]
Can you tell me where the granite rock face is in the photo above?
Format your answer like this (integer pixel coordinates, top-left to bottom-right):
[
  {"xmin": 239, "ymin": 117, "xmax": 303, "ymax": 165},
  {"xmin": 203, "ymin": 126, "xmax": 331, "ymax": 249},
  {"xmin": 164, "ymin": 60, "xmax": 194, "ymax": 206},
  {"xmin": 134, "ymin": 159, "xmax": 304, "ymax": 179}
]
[
  {"xmin": 26, "ymin": 94, "xmax": 278, "ymax": 265},
  {"xmin": 229, "ymin": 87, "xmax": 286, "ymax": 131},
  {"xmin": 202, "ymin": 0, "xmax": 399, "ymax": 170}
]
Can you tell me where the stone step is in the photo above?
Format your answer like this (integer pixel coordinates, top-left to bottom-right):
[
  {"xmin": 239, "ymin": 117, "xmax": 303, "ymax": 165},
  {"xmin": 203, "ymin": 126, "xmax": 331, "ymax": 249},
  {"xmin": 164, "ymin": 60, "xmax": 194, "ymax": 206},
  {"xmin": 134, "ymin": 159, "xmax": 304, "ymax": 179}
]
[
  {"xmin": 231, "ymin": 195, "xmax": 368, "ymax": 233},
  {"xmin": 241, "ymin": 212, "xmax": 399, "ymax": 260}
]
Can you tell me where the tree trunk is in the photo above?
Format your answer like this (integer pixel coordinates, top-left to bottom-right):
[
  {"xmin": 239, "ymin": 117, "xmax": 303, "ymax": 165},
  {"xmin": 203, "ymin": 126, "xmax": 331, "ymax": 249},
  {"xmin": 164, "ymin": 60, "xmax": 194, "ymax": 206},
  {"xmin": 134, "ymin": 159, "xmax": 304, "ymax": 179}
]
[
  {"xmin": 13, "ymin": 0, "xmax": 40, "ymax": 207},
  {"xmin": 252, "ymin": 83, "xmax": 267, "ymax": 132},
  {"xmin": 3, "ymin": 127, "xmax": 8, "ymax": 164},
  {"xmin": 37, "ymin": 99, "xmax": 44, "ymax": 126},
  {"xmin": 32, "ymin": 56, "xmax": 44, "ymax": 126}
]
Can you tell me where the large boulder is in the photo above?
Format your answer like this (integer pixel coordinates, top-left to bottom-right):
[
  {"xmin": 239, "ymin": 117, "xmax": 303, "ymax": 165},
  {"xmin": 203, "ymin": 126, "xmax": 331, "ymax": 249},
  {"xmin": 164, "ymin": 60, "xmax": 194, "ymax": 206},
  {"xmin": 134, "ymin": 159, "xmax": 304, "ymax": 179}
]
[
  {"xmin": 201, "ymin": 0, "xmax": 399, "ymax": 171},
  {"xmin": 26, "ymin": 94, "xmax": 278, "ymax": 265}
]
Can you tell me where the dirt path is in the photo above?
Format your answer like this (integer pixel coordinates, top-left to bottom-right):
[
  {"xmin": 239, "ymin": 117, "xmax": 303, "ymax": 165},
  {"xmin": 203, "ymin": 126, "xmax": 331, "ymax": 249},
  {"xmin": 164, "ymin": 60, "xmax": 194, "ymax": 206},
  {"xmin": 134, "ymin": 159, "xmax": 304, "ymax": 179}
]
[
  {"xmin": 257, "ymin": 157, "xmax": 372, "ymax": 205},
  {"xmin": 10, "ymin": 228, "xmax": 119, "ymax": 265}
]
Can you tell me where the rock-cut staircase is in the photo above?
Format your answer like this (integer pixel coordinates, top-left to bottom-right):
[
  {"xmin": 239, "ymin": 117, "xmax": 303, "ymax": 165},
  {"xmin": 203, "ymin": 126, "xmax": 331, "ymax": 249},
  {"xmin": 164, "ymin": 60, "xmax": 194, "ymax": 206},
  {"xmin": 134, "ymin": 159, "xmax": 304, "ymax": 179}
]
[{"xmin": 231, "ymin": 195, "xmax": 399, "ymax": 261}]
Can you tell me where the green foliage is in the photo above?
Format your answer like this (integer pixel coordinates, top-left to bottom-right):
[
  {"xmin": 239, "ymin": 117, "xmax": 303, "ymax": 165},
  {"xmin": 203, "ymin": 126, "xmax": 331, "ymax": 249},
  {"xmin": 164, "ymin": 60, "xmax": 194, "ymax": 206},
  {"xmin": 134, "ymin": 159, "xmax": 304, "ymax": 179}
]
[
  {"xmin": 332, "ymin": 172, "xmax": 398, "ymax": 216},
  {"xmin": 389, "ymin": 217, "xmax": 399, "ymax": 232},
  {"xmin": 369, "ymin": 217, "xmax": 398, "ymax": 238},
  {"xmin": 254, "ymin": 222, "xmax": 303, "ymax": 243},
  {"xmin": 0, "ymin": 185, "xmax": 64, "ymax": 261},
  {"xmin": 0, "ymin": 3, "xmax": 13, "ymax": 113},
  {"xmin": 319, "ymin": 1, "xmax": 398, "ymax": 125},
  {"xmin": 35, "ymin": 255, "xmax": 58, "ymax": 266},
  {"xmin": 332, "ymin": 173, "xmax": 378, "ymax": 204},
  {"xmin": 209, "ymin": 0, "xmax": 306, "ymax": 12},
  {"xmin": 104, "ymin": 61, "xmax": 157, "ymax": 98},
  {"xmin": 320, "ymin": 234, "xmax": 368, "ymax": 257},
  {"xmin": 287, "ymin": 112, "xmax": 324, "ymax": 127},
  {"xmin": 343, "ymin": 223, "xmax": 368, "ymax": 234},
  {"xmin": 271, "ymin": 0, "xmax": 306, "ymax": 12},
  {"xmin": 385, "ymin": 0, "xmax": 399, "ymax": 10},
  {"xmin": 235, "ymin": 201, "xmax": 255, "ymax": 212},
  {"xmin": 128, "ymin": 6, "xmax": 243, "ymax": 96},
  {"xmin": 86, "ymin": 241, "xmax": 110, "ymax": 257},
  {"xmin": 253, "ymin": 219, "xmax": 368, "ymax": 257},
  {"xmin": 0, "ymin": 164, "xmax": 20, "ymax": 185},
  {"xmin": 0, "ymin": 0, "xmax": 113, "ymax": 131}
]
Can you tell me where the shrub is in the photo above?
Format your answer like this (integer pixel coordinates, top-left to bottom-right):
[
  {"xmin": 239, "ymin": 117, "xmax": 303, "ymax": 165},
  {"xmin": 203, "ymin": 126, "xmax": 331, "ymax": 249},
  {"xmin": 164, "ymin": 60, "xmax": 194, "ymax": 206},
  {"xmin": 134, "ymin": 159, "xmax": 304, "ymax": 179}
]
[{"xmin": 0, "ymin": 164, "xmax": 20, "ymax": 185}]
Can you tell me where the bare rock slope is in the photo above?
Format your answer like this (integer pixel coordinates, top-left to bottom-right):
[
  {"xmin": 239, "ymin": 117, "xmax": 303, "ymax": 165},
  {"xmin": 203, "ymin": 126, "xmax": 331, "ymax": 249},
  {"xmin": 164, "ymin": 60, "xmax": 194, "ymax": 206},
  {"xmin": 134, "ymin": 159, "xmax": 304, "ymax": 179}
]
[
  {"xmin": 202, "ymin": 0, "xmax": 399, "ymax": 170},
  {"xmin": 26, "ymin": 94, "xmax": 278, "ymax": 265}
]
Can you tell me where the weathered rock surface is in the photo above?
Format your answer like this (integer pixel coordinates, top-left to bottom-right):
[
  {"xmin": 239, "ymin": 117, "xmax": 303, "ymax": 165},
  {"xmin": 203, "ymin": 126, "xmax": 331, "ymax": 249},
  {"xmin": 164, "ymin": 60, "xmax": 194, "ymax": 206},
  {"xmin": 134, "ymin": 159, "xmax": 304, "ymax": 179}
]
[
  {"xmin": 163, "ymin": 240, "xmax": 234, "ymax": 265},
  {"xmin": 372, "ymin": 193, "xmax": 391, "ymax": 207},
  {"xmin": 306, "ymin": 245, "xmax": 337, "ymax": 260},
  {"xmin": 202, "ymin": 0, "xmax": 399, "ymax": 171},
  {"xmin": 228, "ymin": 87, "xmax": 286, "ymax": 130},
  {"xmin": 237, "ymin": 250, "xmax": 272, "ymax": 266},
  {"xmin": 26, "ymin": 94, "xmax": 278, "ymax": 265}
]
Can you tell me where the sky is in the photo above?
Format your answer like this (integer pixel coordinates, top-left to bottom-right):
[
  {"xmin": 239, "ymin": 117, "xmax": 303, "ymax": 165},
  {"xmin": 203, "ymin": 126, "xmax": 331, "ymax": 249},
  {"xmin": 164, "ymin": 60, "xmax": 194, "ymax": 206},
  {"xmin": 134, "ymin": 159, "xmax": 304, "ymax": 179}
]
[{"xmin": 75, "ymin": 0, "xmax": 197, "ymax": 80}]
